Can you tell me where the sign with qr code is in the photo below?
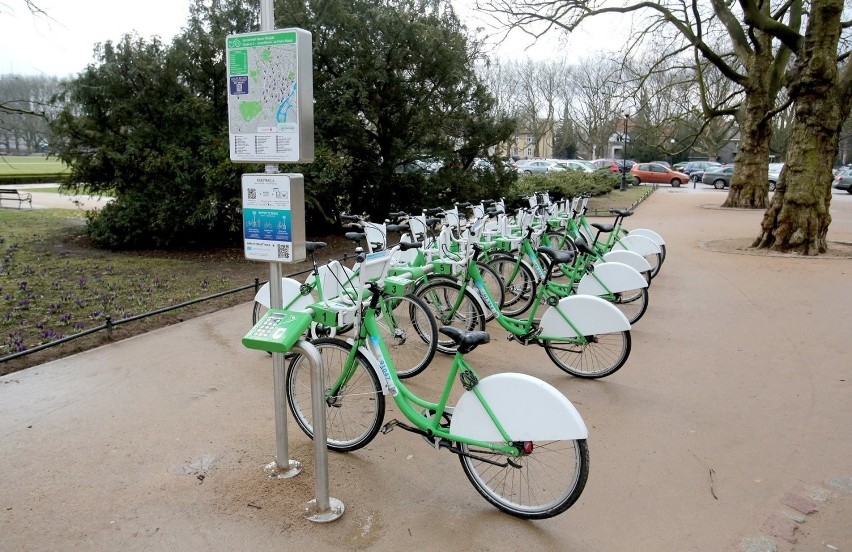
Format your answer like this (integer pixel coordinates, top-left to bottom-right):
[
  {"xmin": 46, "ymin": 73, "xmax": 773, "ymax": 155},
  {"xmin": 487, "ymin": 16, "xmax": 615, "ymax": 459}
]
[{"xmin": 241, "ymin": 173, "xmax": 306, "ymax": 262}]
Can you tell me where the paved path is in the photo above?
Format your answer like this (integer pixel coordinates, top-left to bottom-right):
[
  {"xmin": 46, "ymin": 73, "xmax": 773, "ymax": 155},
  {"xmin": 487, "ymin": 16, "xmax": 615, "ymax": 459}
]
[
  {"xmin": 1, "ymin": 183, "xmax": 112, "ymax": 210},
  {"xmin": 1, "ymin": 187, "xmax": 851, "ymax": 551}
]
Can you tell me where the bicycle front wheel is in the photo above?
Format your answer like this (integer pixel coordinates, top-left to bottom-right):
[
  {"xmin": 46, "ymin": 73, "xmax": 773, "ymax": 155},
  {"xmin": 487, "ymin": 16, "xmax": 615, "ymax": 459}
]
[
  {"xmin": 286, "ymin": 338, "xmax": 385, "ymax": 452},
  {"xmin": 458, "ymin": 439, "xmax": 589, "ymax": 519},
  {"xmin": 376, "ymin": 293, "xmax": 438, "ymax": 378},
  {"xmin": 486, "ymin": 255, "xmax": 537, "ymax": 317},
  {"xmin": 543, "ymin": 330, "xmax": 632, "ymax": 379},
  {"xmin": 415, "ymin": 280, "xmax": 486, "ymax": 355}
]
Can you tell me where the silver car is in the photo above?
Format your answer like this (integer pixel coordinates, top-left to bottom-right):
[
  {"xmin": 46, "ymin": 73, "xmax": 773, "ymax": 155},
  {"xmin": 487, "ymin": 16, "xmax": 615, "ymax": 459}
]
[
  {"xmin": 701, "ymin": 164, "xmax": 735, "ymax": 189},
  {"xmin": 516, "ymin": 160, "xmax": 566, "ymax": 174}
]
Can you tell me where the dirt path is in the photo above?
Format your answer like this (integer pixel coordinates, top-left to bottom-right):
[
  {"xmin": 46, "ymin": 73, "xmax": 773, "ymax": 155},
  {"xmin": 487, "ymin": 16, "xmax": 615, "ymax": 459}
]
[{"xmin": 2, "ymin": 187, "xmax": 851, "ymax": 551}]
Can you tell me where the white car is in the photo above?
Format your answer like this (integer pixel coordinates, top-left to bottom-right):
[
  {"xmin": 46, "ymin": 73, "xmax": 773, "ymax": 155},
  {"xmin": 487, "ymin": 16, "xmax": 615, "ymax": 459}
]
[
  {"xmin": 554, "ymin": 159, "xmax": 596, "ymax": 173},
  {"xmin": 768, "ymin": 163, "xmax": 783, "ymax": 192}
]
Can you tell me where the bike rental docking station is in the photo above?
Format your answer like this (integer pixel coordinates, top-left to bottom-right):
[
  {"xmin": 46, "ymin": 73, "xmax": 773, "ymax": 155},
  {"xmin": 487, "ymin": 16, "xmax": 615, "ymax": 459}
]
[{"xmin": 227, "ymin": 0, "xmax": 344, "ymax": 522}]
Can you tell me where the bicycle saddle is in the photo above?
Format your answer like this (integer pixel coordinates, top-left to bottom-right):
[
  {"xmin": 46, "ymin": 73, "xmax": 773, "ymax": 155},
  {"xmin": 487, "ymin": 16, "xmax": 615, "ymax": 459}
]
[
  {"xmin": 386, "ymin": 224, "xmax": 410, "ymax": 233},
  {"xmin": 591, "ymin": 223, "xmax": 615, "ymax": 233},
  {"xmin": 573, "ymin": 237, "xmax": 596, "ymax": 256},
  {"xmin": 609, "ymin": 209, "xmax": 633, "ymax": 217},
  {"xmin": 305, "ymin": 241, "xmax": 327, "ymax": 253},
  {"xmin": 537, "ymin": 246, "xmax": 575, "ymax": 265},
  {"xmin": 344, "ymin": 232, "xmax": 366, "ymax": 242},
  {"xmin": 438, "ymin": 326, "xmax": 490, "ymax": 354}
]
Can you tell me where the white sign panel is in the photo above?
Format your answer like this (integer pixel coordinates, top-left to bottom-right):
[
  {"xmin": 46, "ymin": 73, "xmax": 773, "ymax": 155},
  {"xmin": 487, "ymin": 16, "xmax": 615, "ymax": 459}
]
[
  {"xmin": 242, "ymin": 173, "xmax": 306, "ymax": 262},
  {"xmin": 226, "ymin": 29, "xmax": 314, "ymax": 163}
]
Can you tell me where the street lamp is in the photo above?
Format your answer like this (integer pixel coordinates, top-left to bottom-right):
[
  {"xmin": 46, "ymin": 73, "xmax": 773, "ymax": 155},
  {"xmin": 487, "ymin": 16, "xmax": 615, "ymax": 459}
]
[
  {"xmin": 670, "ymin": 138, "xmax": 676, "ymax": 166},
  {"xmin": 621, "ymin": 113, "xmax": 629, "ymax": 191}
]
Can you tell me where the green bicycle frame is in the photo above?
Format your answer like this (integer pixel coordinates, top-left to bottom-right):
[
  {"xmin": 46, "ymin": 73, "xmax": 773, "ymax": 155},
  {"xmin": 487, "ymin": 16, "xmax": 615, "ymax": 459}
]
[{"xmin": 327, "ymin": 287, "xmax": 521, "ymax": 456}]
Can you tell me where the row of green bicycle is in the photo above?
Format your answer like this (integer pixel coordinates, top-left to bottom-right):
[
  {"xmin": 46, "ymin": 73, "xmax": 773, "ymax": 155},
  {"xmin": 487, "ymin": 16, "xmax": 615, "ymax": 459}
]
[{"xmin": 246, "ymin": 193, "xmax": 666, "ymax": 519}]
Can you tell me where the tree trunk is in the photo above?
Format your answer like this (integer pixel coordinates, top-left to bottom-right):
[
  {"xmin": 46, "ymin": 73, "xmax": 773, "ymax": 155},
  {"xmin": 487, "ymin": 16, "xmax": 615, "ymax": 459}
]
[
  {"xmin": 752, "ymin": 0, "xmax": 845, "ymax": 255},
  {"xmin": 721, "ymin": 50, "xmax": 774, "ymax": 209}
]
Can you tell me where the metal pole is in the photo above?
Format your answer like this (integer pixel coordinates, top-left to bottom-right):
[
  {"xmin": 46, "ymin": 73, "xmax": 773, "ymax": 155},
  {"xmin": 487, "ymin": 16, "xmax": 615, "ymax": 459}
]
[
  {"xmin": 621, "ymin": 113, "xmax": 629, "ymax": 191},
  {"xmin": 294, "ymin": 339, "xmax": 344, "ymax": 523},
  {"xmin": 257, "ymin": 0, "xmax": 302, "ymax": 481},
  {"xmin": 264, "ymin": 262, "xmax": 302, "ymax": 480}
]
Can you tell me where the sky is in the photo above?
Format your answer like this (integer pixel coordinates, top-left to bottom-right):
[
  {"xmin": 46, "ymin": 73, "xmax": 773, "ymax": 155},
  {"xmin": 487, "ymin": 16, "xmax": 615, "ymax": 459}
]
[{"xmin": 0, "ymin": 0, "xmax": 629, "ymax": 77}]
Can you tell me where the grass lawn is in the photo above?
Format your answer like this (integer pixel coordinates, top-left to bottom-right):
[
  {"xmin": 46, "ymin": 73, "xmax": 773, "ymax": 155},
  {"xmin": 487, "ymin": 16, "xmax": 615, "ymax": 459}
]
[
  {"xmin": 0, "ymin": 155, "xmax": 69, "ymax": 176},
  {"xmin": 586, "ymin": 184, "xmax": 656, "ymax": 215}
]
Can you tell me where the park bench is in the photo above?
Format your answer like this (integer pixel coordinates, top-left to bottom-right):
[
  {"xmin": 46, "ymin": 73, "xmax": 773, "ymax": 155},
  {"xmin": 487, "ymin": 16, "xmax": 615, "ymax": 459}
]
[{"xmin": 0, "ymin": 188, "xmax": 33, "ymax": 209}]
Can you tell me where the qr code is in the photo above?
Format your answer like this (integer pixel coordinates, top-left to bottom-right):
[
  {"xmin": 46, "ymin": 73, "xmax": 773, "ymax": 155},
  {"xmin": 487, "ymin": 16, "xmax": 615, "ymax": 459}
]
[
  {"xmin": 277, "ymin": 244, "xmax": 290, "ymax": 259},
  {"xmin": 247, "ymin": 188, "xmax": 257, "ymax": 200}
]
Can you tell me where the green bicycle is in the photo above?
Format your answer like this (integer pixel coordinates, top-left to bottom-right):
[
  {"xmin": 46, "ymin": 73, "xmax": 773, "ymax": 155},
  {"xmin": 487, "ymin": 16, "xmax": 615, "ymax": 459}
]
[{"xmin": 285, "ymin": 250, "xmax": 590, "ymax": 519}]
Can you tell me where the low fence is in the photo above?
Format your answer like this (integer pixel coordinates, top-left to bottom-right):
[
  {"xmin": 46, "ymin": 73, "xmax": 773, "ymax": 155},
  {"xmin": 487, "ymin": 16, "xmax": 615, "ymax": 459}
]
[{"xmin": 586, "ymin": 184, "xmax": 657, "ymax": 216}]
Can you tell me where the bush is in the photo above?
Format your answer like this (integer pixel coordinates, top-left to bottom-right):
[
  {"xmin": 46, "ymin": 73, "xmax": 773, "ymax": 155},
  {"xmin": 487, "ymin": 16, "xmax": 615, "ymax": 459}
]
[{"xmin": 508, "ymin": 170, "xmax": 621, "ymax": 202}]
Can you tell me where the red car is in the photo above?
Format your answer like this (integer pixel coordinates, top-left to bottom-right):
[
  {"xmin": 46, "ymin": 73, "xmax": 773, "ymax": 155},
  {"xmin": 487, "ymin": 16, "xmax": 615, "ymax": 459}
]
[{"xmin": 630, "ymin": 162, "xmax": 690, "ymax": 187}]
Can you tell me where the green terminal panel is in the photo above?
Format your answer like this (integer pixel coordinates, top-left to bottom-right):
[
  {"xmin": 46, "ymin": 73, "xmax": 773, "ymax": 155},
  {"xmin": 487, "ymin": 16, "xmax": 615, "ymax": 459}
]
[{"xmin": 242, "ymin": 309, "xmax": 313, "ymax": 353}]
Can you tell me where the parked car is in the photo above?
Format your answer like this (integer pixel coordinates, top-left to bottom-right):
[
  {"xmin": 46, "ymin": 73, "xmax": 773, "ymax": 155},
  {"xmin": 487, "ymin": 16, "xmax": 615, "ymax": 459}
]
[
  {"xmin": 767, "ymin": 162, "xmax": 783, "ymax": 192},
  {"xmin": 630, "ymin": 162, "xmax": 690, "ymax": 187},
  {"xmin": 592, "ymin": 158, "xmax": 634, "ymax": 174},
  {"xmin": 516, "ymin": 159, "xmax": 566, "ymax": 174},
  {"xmin": 682, "ymin": 161, "xmax": 722, "ymax": 182},
  {"xmin": 555, "ymin": 159, "xmax": 596, "ymax": 172},
  {"xmin": 701, "ymin": 164, "xmax": 735, "ymax": 189},
  {"xmin": 832, "ymin": 166, "xmax": 852, "ymax": 193},
  {"xmin": 651, "ymin": 161, "xmax": 672, "ymax": 168},
  {"xmin": 672, "ymin": 161, "xmax": 688, "ymax": 171}
]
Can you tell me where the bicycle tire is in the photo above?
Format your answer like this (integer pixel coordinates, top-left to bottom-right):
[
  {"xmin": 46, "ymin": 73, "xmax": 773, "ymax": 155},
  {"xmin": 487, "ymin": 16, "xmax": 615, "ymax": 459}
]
[
  {"xmin": 286, "ymin": 338, "xmax": 385, "ymax": 452},
  {"xmin": 543, "ymin": 330, "xmax": 632, "ymax": 379},
  {"xmin": 425, "ymin": 260, "xmax": 505, "ymax": 323},
  {"xmin": 610, "ymin": 286, "xmax": 649, "ymax": 324},
  {"xmin": 458, "ymin": 438, "xmax": 589, "ymax": 519},
  {"xmin": 415, "ymin": 280, "xmax": 486, "ymax": 355},
  {"xmin": 252, "ymin": 301, "xmax": 267, "ymax": 325},
  {"xmin": 485, "ymin": 255, "xmax": 537, "ymax": 317},
  {"xmin": 645, "ymin": 251, "xmax": 662, "ymax": 279},
  {"xmin": 376, "ymin": 293, "xmax": 438, "ymax": 378}
]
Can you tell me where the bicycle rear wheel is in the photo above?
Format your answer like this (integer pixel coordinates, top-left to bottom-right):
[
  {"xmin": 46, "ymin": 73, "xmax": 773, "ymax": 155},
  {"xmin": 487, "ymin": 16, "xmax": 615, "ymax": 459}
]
[
  {"xmin": 458, "ymin": 439, "xmax": 589, "ymax": 519},
  {"xmin": 543, "ymin": 330, "xmax": 631, "ymax": 379},
  {"xmin": 610, "ymin": 286, "xmax": 649, "ymax": 324},
  {"xmin": 376, "ymin": 293, "xmax": 437, "ymax": 378},
  {"xmin": 286, "ymin": 338, "xmax": 385, "ymax": 452},
  {"xmin": 415, "ymin": 280, "xmax": 486, "ymax": 355}
]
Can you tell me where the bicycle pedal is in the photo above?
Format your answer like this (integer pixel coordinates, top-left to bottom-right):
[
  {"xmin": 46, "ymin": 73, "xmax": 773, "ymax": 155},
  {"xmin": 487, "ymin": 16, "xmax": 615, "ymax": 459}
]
[{"xmin": 381, "ymin": 420, "xmax": 400, "ymax": 434}]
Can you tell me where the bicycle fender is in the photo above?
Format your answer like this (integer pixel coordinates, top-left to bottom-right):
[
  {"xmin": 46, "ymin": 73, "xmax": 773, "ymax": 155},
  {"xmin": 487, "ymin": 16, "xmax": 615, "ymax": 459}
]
[
  {"xmin": 450, "ymin": 373, "xmax": 588, "ymax": 441},
  {"xmin": 577, "ymin": 261, "xmax": 647, "ymax": 296},
  {"xmin": 539, "ymin": 295, "xmax": 630, "ymax": 338},
  {"xmin": 627, "ymin": 228, "xmax": 666, "ymax": 246},
  {"xmin": 601, "ymin": 250, "xmax": 652, "ymax": 273},
  {"xmin": 254, "ymin": 278, "xmax": 316, "ymax": 310},
  {"xmin": 353, "ymin": 342, "xmax": 393, "ymax": 396},
  {"xmin": 611, "ymin": 234, "xmax": 661, "ymax": 256}
]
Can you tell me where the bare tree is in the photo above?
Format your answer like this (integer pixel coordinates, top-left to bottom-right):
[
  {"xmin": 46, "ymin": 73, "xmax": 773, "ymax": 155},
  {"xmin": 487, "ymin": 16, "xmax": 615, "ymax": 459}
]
[
  {"xmin": 475, "ymin": 0, "xmax": 799, "ymax": 210},
  {"xmin": 566, "ymin": 54, "xmax": 626, "ymax": 159}
]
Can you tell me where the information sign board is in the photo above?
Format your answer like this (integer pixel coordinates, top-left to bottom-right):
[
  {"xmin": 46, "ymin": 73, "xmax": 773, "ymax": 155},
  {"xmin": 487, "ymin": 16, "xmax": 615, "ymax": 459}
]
[
  {"xmin": 226, "ymin": 29, "xmax": 314, "ymax": 163},
  {"xmin": 242, "ymin": 173, "xmax": 306, "ymax": 262}
]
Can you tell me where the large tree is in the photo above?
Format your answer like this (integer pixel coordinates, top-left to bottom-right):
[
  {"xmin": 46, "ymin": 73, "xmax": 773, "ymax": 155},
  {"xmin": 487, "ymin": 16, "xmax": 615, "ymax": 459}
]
[
  {"xmin": 48, "ymin": 0, "xmax": 513, "ymax": 246},
  {"xmin": 50, "ymin": 0, "xmax": 257, "ymax": 249},
  {"xmin": 274, "ymin": 0, "xmax": 515, "ymax": 217},
  {"xmin": 752, "ymin": 0, "xmax": 852, "ymax": 254}
]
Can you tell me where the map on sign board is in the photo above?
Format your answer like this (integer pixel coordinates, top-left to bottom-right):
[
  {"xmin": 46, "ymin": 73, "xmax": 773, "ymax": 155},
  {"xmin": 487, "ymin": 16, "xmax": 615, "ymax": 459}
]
[{"xmin": 226, "ymin": 30, "xmax": 310, "ymax": 163}]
